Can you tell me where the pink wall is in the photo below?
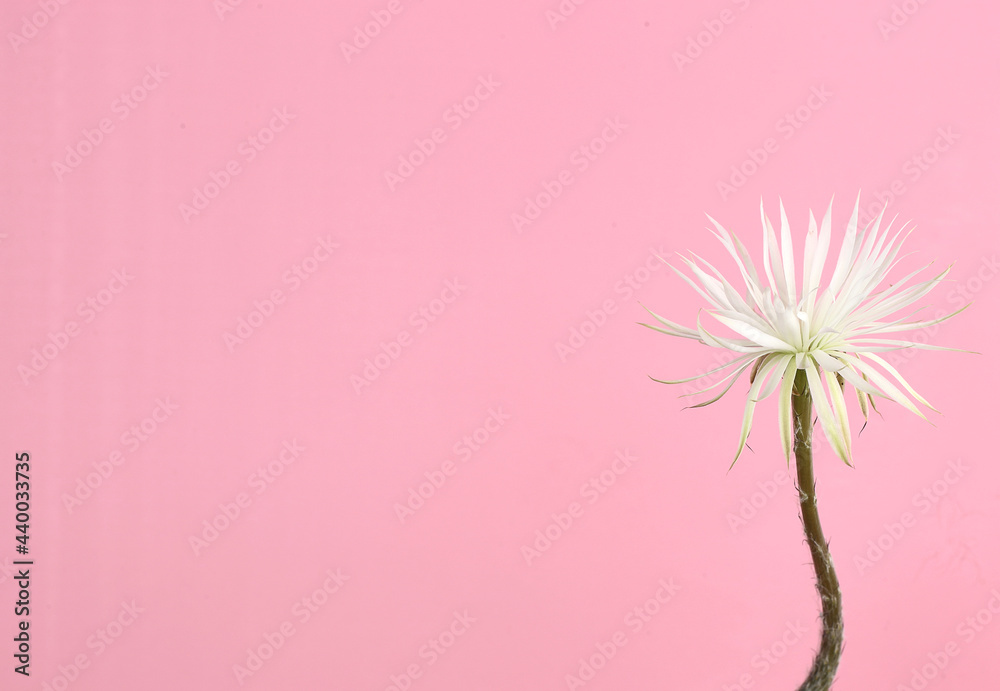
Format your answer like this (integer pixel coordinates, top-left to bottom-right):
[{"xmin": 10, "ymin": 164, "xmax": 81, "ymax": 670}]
[{"xmin": 2, "ymin": 1, "xmax": 998, "ymax": 689}]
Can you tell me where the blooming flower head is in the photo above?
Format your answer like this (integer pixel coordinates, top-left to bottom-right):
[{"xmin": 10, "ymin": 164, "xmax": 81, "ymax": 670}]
[{"xmin": 643, "ymin": 196, "xmax": 967, "ymax": 468}]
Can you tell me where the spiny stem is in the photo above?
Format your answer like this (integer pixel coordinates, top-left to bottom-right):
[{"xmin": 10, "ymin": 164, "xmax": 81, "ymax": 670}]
[{"xmin": 792, "ymin": 370, "xmax": 843, "ymax": 691}]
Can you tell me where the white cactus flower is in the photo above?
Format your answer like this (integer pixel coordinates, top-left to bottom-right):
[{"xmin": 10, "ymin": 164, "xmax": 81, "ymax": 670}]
[{"xmin": 643, "ymin": 196, "xmax": 968, "ymax": 468}]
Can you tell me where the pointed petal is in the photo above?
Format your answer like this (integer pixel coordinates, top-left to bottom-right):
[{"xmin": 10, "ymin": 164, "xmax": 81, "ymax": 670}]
[
  {"xmin": 678, "ymin": 255, "xmax": 732, "ymax": 309},
  {"xmin": 845, "ymin": 339, "xmax": 974, "ymax": 353},
  {"xmin": 667, "ymin": 262, "xmax": 726, "ymax": 310},
  {"xmin": 810, "ymin": 289, "xmax": 836, "ymax": 339},
  {"xmin": 638, "ymin": 321, "xmax": 703, "ymax": 341},
  {"xmin": 808, "ymin": 196, "xmax": 835, "ymax": 308},
  {"xmin": 753, "ymin": 354, "xmax": 793, "ymax": 402},
  {"xmin": 835, "ymin": 343, "xmax": 923, "ymax": 353},
  {"xmin": 831, "ymin": 215, "xmax": 891, "ymax": 311},
  {"xmin": 811, "ymin": 349, "xmax": 847, "ymax": 372},
  {"xmin": 828, "ymin": 194, "xmax": 862, "ymax": 296},
  {"xmin": 760, "ymin": 200, "xmax": 787, "ymax": 299},
  {"xmin": 709, "ymin": 312, "xmax": 794, "ymax": 351},
  {"xmin": 639, "ymin": 304, "xmax": 700, "ymax": 338},
  {"xmin": 852, "ymin": 265, "xmax": 949, "ymax": 323},
  {"xmin": 647, "ymin": 352, "xmax": 758, "ymax": 385},
  {"xmin": 678, "ymin": 359, "xmax": 756, "ymax": 397},
  {"xmin": 840, "ymin": 354, "xmax": 926, "ymax": 419},
  {"xmin": 696, "ymin": 311, "xmax": 766, "ymax": 353},
  {"xmin": 684, "ymin": 361, "xmax": 756, "ymax": 407},
  {"xmin": 779, "ymin": 199, "xmax": 797, "ymax": 305},
  {"xmin": 852, "ymin": 303, "xmax": 970, "ymax": 336},
  {"xmin": 705, "ymin": 214, "xmax": 764, "ymax": 302},
  {"xmin": 715, "ymin": 307, "xmax": 779, "ymax": 336},
  {"xmin": 801, "ymin": 209, "xmax": 819, "ymax": 307},
  {"xmin": 729, "ymin": 355, "xmax": 773, "ymax": 469},
  {"xmin": 825, "ymin": 369, "xmax": 854, "ymax": 465},
  {"xmin": 777, "ymin": 357, "xmax": 798, "ymax": 464},
  {"xmin": 862, "ymin": 353, "xmax": 939, "ymax": 412},
  {"xmin": 689, "ymin": 250, "xmax": 762, "ymax": 318},
  {"xmin": 856, "ymin": 385, "xmax": 870, "ymax": 419},
  {"xmin": 805, "ymin": 357, "xmax": 851, "ymax": 464},
  {"xmin": 853, "ymin": 225, "xmax": 913, "ymax": 298},
  {"xmin": 835, "ymin": 359, "xmax": 889, "ymax": 398}
]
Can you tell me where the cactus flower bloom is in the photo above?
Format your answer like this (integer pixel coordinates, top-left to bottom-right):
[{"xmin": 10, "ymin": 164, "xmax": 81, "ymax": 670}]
[
  {"xmin": 643, "ymin": 196, "xmax": 966, "ymax": 468},
  {"xmin": 642, "ymin": 196, "xmax": 969, "ymax": 690}
]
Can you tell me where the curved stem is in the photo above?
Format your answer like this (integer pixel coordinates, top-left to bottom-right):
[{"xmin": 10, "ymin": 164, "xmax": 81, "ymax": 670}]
[{"xmin": 792, "ymin": 370, "xmax": 844, "ymax": 691}]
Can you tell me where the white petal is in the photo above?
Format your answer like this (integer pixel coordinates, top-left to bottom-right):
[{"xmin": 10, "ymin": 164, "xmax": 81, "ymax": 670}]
[
  {"xmin": 696, "ymin": 311, "xmax": 765, "ymax": 353},
  {"xmin": 639, "ymin": 322, "xmax": 699, "ymax": 340},
  {"xmin": 640, "ymin": 305, "xmax": 700, "ymax": 338},
  {"xmin": 801, "ymin": 208, "xmax": 819, "ymax": 310},
  {"xmin": 851, "ymin": 303, "xmax": 969, "ymax": 335},
  {"xmin": 809, "ymin": 196, "xmax": 835, "ymax": 306},
  {"xmin": 759, "ymin": 291, "xmax": 780, "ymax": 329},
  {"xmin": 852, "ymin": 225, "xmax": 914, "ymax": 299},
  {"xmin": 753, "ymin": 353, "xmax": 793, "ymax": 402},
  {"xmin": 856, "ymin": 384, "xmax": 870, "ymax": 419},
  {"xmin": 805, "ymin": 357, "xmax": 851, "ymax": 464},
  {"xmin": 840, "ymin": 354, "xmax": 926, "ymax": 419},
  {"xmin": 835, "ymin": 360, "xmax": 889, "ymax": 398},
  {"xmin": 843, "ymin": 260, "xmax": 930, "ymax": 325},
  {"xmin": 775, "ymin": 307, "xmax": 804, "ymax": 350},
  {"xmin": 811, "ymin": 349, "xmax": 846, "ymax": 372},
  {"xmin": 689, "ymin": 251, "xmax": 763, "ymax": 319},
  {"xmin": 855, "ymin": 207, "xmax": 887, "ymax": 269},
  {"xmin": 779, "ymin": 199, "xmax": 797, "ymax": 305},
  {"xmin": 679, "ymin": 255, "xmax": 732, "ymax": 309},
  {"xmin": 705, "ymin": 214, "xmax": 764, "ymax": 303},
  {"xmin": 777, "ymin": 357, "xmax": 798, "ymax": 464},
  {"xmin": 830, "ymin": 210, "xmax": 893, "ymax": 313},
  {"xmin": 825, "ymin": 369, "xmax": 854, "ymax": 465},
  {"xmin": 846, "ymin": 304, "xmax": 929, "ymax": 334},
  {"xmin": 836, "ymin": 343, "xmax": 919, "ymax": 353},
  {"xmin": 844, "ymin": 338, "xmax": 972, "ymax": 353},
  {"xmin": 668, "ymin": 262, "xmax": 726, "ymax": 310},
  {"xmin": 648, "ymin": 352, "xmax": 759, "ymax": 385},
  {"xmin": 853, "ymin": 267, "xmax": 950, "ymax": 324},
  {"xmin": 867, "ymin": 213, "xmax": 904, "ymax": 267},
  {"xmin": 709, "ymin": 312, "xmax": 794, "ymax": 351},
  {"xmin": 715, "ymin": 307, "xmax": 777, "ymax": 336},
  {"xmin": 810, "ymin": 289, "xmax": 836, "ymax": 337},
  {"xmin": 827, "ymin": 194, "xmax": 862, "ymax": 296},
  {"xmin": 760, "ymin": 200, "xmax": 788, "ymax": 299},
  {"xmin": 862, "ymin": 353, "xmax": 938, "ymax": 412},
  {"xmin": 685, "ymin": 361, "xmax": 756, "ymax": 408},
  {"xmin": 729, "ymin": 354, "xmax": 776, "ymax": 469}
]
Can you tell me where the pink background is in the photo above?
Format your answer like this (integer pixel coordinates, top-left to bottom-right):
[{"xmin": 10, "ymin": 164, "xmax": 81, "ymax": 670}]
[{"xmin": 2, "ymin": 1, "xmax": 999, "ymax": 689}]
